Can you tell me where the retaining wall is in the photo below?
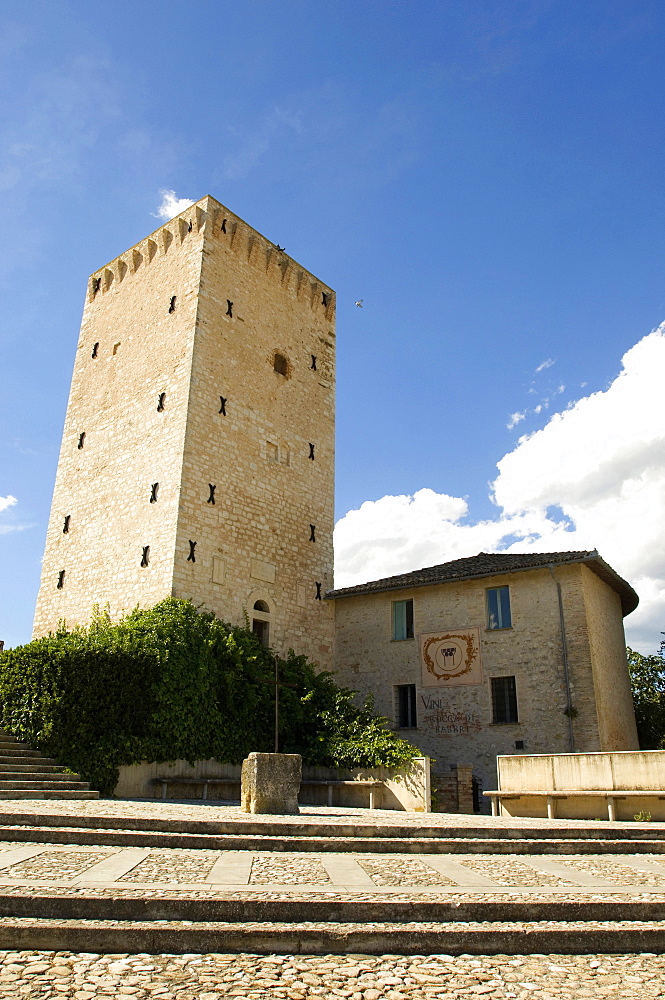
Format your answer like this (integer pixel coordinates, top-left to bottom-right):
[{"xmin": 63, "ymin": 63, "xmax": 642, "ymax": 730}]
[{"xmin": 114, "ymin": 756, "xmax": 431, "ymax": 812}]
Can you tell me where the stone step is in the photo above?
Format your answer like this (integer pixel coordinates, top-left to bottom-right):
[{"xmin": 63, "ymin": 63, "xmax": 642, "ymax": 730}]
[
  {"xmin": 0, "ymin": 915, "xmax": 661, "ymax": 955},
  {"xmin": 0, "ymin": 791, "xmax": 99, "ymax": 800},
  {"xmin": 0, "ymin": 733, "xmax": 98, "ymax": 800},
  {"xmin": 0, "ymin": 742, "xmax": 46, "ymax": 751},
  {"xmin": 0, "ymin": 823, "xmax": 659, "ymax": 851},
  {"xmin": 3, "ymin": 890, "xmax": 664, "ymax": 926},
  {"xmin": 0, "ymin": 809, "xmax": 662, "ymax": 843},
  {"xmin": 0, "ymin": 754, "xmax": 59, "ymax": 765},
  {"xmin": 0, "ymin": 779, "xmax": 89, "ymax": 790},
  {"xmin": 0, "ymin": 773, "xmax": 85, "ymax": 782},
  {"xmin": 0, "ymin": 760, "xmax": 78, "ymax": 781}
]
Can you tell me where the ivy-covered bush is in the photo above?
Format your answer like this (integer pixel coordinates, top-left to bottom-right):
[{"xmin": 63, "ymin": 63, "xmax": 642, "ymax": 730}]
[{"xmin": 0, "ymin": 599, "xmax": 421, "ymax": 793}]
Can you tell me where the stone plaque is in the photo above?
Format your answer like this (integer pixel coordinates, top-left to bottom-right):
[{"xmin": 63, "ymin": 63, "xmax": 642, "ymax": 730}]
[
  {"xmin": 420, "ymin": 627, "xmax": 482, "ymax": 687},
  {"xmin": 251, "ymin": 558, "xmax": 276, "ymax": 584},
  {"xmin": 212, "ymin": 557, "xmax": 225, "ymax": 585}
]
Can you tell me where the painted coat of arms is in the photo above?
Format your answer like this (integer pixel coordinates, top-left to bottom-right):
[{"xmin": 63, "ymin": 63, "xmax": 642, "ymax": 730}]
[{"xmin": 420, "ymin": 628, "xmax": 482, "ymax": 686}]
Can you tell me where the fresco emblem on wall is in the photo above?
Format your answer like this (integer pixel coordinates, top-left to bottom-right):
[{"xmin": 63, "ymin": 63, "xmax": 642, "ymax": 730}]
[{"xmin": 420, "ymin": 628, "xmax": 482, "ymax": 686}]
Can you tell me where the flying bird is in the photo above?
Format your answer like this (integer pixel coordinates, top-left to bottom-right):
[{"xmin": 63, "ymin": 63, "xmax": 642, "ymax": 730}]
[
  {"xmin": 275, "ymin": 244, "xmax": 286, "ymax": 252},
  {"xmin": 355, "ymin": 299, "xmax": 363, "ymax": 308}
]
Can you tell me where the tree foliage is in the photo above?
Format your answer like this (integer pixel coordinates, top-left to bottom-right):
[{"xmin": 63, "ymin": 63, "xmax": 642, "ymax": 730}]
[
  {"xmin": 0, "ymin": 599, "xmax": 421, "ymax": 793},
  {"xmin": 627, "ymin": 639, "xmax": 665, "ymax": 750}
]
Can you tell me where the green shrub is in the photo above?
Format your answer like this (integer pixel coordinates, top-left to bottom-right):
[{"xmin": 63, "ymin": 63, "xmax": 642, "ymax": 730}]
[
  {"xmin": 0, "ymin": 599, "xmax": 422, "ymax": 793},
  {"xmin": 628, "ymin": 643, "xmax": 665, "ymax": 750}
]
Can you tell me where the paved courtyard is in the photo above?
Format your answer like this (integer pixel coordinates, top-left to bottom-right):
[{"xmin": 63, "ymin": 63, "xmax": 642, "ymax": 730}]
[
  {"xmin": 3, "ymin": 841, "xmax": 665, "ymax": 894},
  {"xmin": 0, "ymin": 801, "xmax": 663, "ymax": 996}
]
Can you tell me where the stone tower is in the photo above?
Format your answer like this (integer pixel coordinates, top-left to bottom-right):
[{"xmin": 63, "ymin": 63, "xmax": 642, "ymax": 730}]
[{"xmin": 33, "ymin": 196, "xmax": 335, "ymax": 669}]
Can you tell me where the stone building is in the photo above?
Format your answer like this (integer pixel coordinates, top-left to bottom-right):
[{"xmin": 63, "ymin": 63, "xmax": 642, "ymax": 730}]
[
  {"xmin": 33, "ymin": 196, "xmax": 335, "ymax": 669},
  {"xmin": 33, "ymin": 196, "xmax": 641, "ymax": 814},
  {"xmin": 328, "ymin": 551, "xmax": 639, "ymax": 811}
]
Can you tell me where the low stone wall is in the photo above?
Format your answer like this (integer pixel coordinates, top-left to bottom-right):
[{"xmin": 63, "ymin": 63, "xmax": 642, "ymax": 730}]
[
  {"xmin": 115, "ymin": 759, "xmax": 241, "ymax": 799},
  {"xmin": 298, "ymin": 758, "xmax": 431, "ymax": 812},
  {"xmin": 495, "ymin": 751, "xmax": 665, "ymax": 820},
  {"xmin": 114, "ymin": 757, "xmax": 431, "ymax": 811}
]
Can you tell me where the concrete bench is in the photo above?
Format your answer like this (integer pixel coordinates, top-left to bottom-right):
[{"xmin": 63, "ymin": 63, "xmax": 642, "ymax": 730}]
[
  {"xmin": 151, "ymin": 776, "xmax": 240, "ymax": 801},
  {"xmin": 300, "ymin": 779, "xmax": 383, "ymax": 808},
  {"xmin": 484, "ymin": 788, "xmax": 665, "ymax": 821}
]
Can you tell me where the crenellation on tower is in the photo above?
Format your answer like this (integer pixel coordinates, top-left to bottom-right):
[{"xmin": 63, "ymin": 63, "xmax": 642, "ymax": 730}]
[{"xmin": 34, "ymin": 195, "xmax": 335, "ymax": 670}]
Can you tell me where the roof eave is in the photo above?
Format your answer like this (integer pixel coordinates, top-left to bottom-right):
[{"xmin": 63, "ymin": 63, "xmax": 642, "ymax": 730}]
[{"xmin": 326, "ymin": 552, "xmax": 639, "ymax": 618}]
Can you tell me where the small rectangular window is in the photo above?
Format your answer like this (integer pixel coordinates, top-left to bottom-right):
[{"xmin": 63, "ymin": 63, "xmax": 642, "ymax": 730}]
[
  {"xmin": 252, "ymin": 619, "xmax": 269, "ymax": 647},
  {"xmin": 396, "ymin": 684, "xmax": 417, "ymax": 728},
  {"xmin": 392, "ymin": 599, "xmax": 414, "ymax": 640},
  {"xmin": 487, "ymin": 585, "xmax": 511, "ymax": 630},
  {"xmin": 491, "ymin": 676, "xmax": 518, "ymax": 724}
]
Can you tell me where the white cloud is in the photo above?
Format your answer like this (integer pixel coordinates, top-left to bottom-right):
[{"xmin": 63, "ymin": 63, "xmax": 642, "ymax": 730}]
[
  {"xmin": 153, "ymin": 189, "xmax": 195, "ymax": 222},
  {"xmin": 334, "ymin": 324, "xmax": 665, "ymax": 652},
  {"xmin": 507, "ymin": 411, "xmax": 526, "ymax": 430},
  {"xmin": 0, "ymin": 495, "xmax": 25, "ymax": 535},
  {"xmin": 535, "ymin": 358, "xmax": 555, "ymax": 373}
]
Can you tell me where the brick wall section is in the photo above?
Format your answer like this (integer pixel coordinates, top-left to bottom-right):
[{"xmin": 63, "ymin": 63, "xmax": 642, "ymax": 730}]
[
  {"xmin": 33, "ymin": 197, "xmax": 335, "ymax": 669},
  {"xmin": 331, "ymin": 563, "xmax": 635, "ymax": 808},
  {"xmin": 455, "ymin": 764, "xmax": 474, "ymax": 814},
  {"xmin": 434, "ymin": 771, "xmax": 459, "ymax": 813}
]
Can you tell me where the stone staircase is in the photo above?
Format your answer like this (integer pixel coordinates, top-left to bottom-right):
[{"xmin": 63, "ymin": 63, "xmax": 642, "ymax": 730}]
[
  {"xmin": 0, "ymin": 731, "xmax": 98, "ymax": 800},
  {"xmin": 0, "ymin": 809, "xmax": 660, "ymax": 851},
  {"xmin": 0, "ymin": 804, "xmax": 662, "ymax": 953}
]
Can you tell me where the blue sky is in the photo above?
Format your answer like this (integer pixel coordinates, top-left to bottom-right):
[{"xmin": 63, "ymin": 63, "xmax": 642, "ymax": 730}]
[{"xmin": 1, "ymin": 0, "xmax": 664, "ymax": 651}]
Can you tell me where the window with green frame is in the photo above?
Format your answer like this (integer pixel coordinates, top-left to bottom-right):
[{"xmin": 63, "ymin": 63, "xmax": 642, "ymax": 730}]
[
  {"xmin": 486, "ymin": 585, "xmax": 511, "ymax": 630},
  {"xmin": 392, "ymin": 599, "xmax": 414, "ymax": 640}
]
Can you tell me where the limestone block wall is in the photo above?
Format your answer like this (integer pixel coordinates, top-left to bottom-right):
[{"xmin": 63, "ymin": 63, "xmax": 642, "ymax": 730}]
[
  {"xmin": 34, "ymin": 196, "xmax": 335, "ymax": 669},
  {"xmin": 581, "ymin": 564, "xmax": 639, "ymax": 750},
  {"xmin": 331, "ymin": 564, "xmax": 629, "ymax": 808},
  {"xmin": 171, "ymin": 202, "xmax": 335, "ymax": 668},
  {"xmin": 33, "ymin": 211, "xmax": 203, "ymax": 635}
]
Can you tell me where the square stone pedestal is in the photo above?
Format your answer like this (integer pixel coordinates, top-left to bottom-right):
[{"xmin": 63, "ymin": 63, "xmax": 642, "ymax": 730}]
[{"xmin": 240, "ymin": 752, "xmax": 302, "ymax": 814}]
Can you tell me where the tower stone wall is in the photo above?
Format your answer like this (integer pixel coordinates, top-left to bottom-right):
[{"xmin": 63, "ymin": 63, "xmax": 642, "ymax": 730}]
[{"xmin": 33, "ymin": 196, "xmax": 335, "ymax": 669}]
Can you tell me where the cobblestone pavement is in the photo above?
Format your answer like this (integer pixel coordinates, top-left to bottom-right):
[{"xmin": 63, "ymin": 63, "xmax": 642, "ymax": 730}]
[
  {"xmin": 449, "ymin": 857, "xmax": 574, "ymax": 888},
  {"xmin": 1, "ymin": 845, "xmax": 665, "ymax": 891},
  {"xmin": 0, "ymin": 949, "xmax": 663, "ymax": 998},
  {"xmin": 119, "ymin": 853, "xmax": 219, "ymax": 885},
  {"xmin": 8, "ymin": 853, "xmax": 114, "ymax": 881},
  {"xmin": 356, "ymin": 859, "xmax": 452, "ymax": 887},
  {"xmin": 559, "ymin": 857, "xmax": 665, "ymax": 885},
  {"xmin": 249, "ymin": 855, "xmax": 331, "ymax": 885}
]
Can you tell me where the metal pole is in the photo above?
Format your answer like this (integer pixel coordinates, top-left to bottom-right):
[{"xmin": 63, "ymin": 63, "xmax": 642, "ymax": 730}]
[{"xmin": 274, "ymin": 654, "xmax": 279, "ymax": 753}]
